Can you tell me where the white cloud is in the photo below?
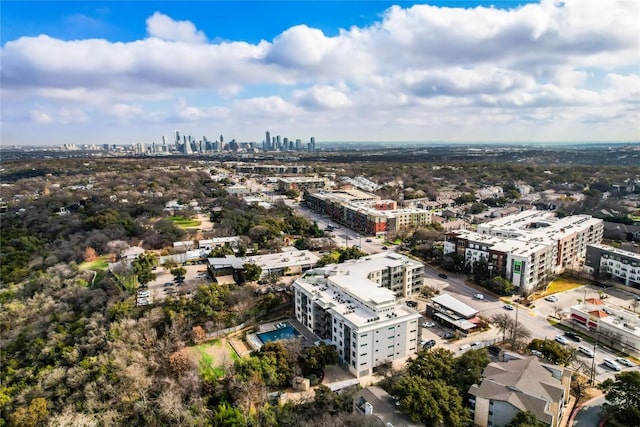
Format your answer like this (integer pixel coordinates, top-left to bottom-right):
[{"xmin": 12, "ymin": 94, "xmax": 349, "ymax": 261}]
[
  {"xmin": 293, "ymin": 85, "xmax": 352, "ymax": 110},
  {"xmin": 29, "ymin": 109, "xmax": 53, "ymax": 123},
  {"xmin": 1, "ymin": 1, "xmax": 639, "ymax": 145},
  {"xmin": 146, "ymin": 12, "xmax": 206, "ymax": 43},
  {"xmin": 266, "ymin": 25, "xmax": 334, "ymax": 67}
]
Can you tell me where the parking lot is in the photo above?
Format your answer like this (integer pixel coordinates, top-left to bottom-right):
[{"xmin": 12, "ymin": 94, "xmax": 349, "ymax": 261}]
[{"xmin": 139, "ymin": 264, "xmax": 213, "ymax": 305}]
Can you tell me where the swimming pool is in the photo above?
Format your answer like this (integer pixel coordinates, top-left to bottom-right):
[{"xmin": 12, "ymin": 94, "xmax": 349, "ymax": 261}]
[{"xmin": 257, "ymin": 323, "xmax": 301, "ymax": 344}]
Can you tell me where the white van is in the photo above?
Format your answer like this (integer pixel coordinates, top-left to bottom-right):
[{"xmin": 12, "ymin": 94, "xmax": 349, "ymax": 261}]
[{"xmin": 578, "ymin": 345, "xmax": 594, "ymax": 358}]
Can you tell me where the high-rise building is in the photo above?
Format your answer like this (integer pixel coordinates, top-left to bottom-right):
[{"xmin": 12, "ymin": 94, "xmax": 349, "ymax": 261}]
[
  {"xmin": 310, "ymin": 136, "xmax": 316, "ymax": 152},
  {"xmin": 265, "ymin": 131, "xmax": 271, "ymax": 151}
]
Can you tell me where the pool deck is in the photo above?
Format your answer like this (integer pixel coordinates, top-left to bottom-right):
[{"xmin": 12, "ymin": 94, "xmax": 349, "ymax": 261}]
[{"xmin": 246, "ymin": 319, "xmax": 320, "ymax": 352}]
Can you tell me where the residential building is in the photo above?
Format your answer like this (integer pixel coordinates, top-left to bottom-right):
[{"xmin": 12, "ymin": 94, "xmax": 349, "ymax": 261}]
[
  {"xmin": 468, "ymin": 356, "xmax": 572, "ymax": 427},
  {"xmin": 277, "ymin": 176, "xmax": 327, "ymax": 194},
  {"xmin": 569, "ymin": 299, "xmax": 640, "ymax": 351},
  {"xmin": 207, "ymin": 250, "xmax": 320, "ymax": 281},
  {"xmin": 444, "ymin": 210, "xmax": 603, "ymax": 295},
  {"xmin": 585, "ymin": 243, "xmax": 640, "ymax": 287},
  {"xmin": 304, "ymin": 189, "xmax": 432, "ymax": 236},
  {"xmin": 292, "ymin": 253, "xmax": 423, "ymax": 377}
]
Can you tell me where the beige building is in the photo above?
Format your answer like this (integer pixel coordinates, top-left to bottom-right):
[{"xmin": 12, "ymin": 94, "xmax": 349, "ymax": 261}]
[
  {"xmin": 293, "ymin": 253, "xmax": 424, "ymax": 378},
  {"xmin": 469, "ymin": 356, "xmax": 571, "ymax": 427}
]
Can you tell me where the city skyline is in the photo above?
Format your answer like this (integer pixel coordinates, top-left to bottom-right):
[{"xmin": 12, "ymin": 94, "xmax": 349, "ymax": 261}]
[{"xmin": 2, "ymin": 0, "xmax": 639, "ymax": 146}]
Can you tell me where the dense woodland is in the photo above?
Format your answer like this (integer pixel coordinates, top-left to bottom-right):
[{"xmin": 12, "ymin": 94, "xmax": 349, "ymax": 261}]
[{"xmin": 1, "ymin": 156, "xmax": 638, "ymax": 426}]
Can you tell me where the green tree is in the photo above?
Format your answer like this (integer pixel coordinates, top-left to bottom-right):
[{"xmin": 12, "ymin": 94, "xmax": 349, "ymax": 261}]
[
  {"xmin": 293, "ymin": 237, "xmax": 310, "ymax": 250},
  {"xmin": 132, "ymin": 252, "xmax": 157, "ymax": 285},
  {"xmin": 209, "ymin": 245, "xmax": 235, "ymax": 257},
  {"xmin": 392, "ymin": 376, "xmax": 470, "ymax": 427},
  {"xmin": 407, "ymin": 347, "xmax": 455, "ymax": 381},
  {"xmin": 527, "ymin": 339, "xmax": 575, "ymax": 366},
  {"xmin": 243, "ymin": 263, "xmax": 262, "ymax": 282},
  {"xmin": 506, "ymin": 410, "xmax": 546, "ymax": 427},
  {"xmin": 212, "ymin": 401, "xmax": 247, "ymax": 427},
  {"xmin": 299, "ymin": 343, "xmax": 338, "ymax": 376},
  {"xmin": 453, "ymin": 348, "xmax": 490, "ymax": 397},
  {"xmin": 170, "ymin": 266, "xmax": 186, "ymax": 280},
  {"xmin": 599, "ymin": 371, "xmax": 640, "ymax": 427}
]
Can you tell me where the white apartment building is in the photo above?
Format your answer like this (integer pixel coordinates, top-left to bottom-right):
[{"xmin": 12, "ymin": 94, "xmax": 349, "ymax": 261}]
[
  {"xmin": 445, "ymin": 210, "xmax": 603, "ymax": 295},
  {"xmin": 585, "ymin": 243, "xmax": 640, "ymax": 287},
  {"xmin": 292, "ymin": 253, "xmax": 423, "ymax": 377}
]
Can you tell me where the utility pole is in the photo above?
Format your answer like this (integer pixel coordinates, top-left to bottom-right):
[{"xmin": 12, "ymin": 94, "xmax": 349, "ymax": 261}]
[{"xmin": 512, "ymin": 304, "xmax": 519, "ymax": 349}]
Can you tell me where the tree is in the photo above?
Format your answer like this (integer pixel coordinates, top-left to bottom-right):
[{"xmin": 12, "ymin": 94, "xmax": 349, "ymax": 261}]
[
  {"xmin": 527, "ymin": 339, "xmax": 575, "ymax": 366},
  {"xmin": 453, "ymin": 349, "xmax": 490, "ymax": 397},
  {"xmin": 191, "ymin": 325, "xmax": 206, "ymax": 344},
  {"xmin": 491, "ymin": 313, "xmax": 513, "ymax": 343},
  {"xmin": 505, "ymin": 410, "xmax": 546, "ymax": 427},
  {"xmin": 599, "ymin": 371, "xmax": 640, "ymax": 427},
  {"xmin": 392, "ymin": 376, "xmax": 470, "ymax": 427},
  {"xmin": 242, "ymin": 263, "xmax": 262, "ymax": 282},
  {"xmin": 132, "ymin": 252, "xmax": 157, "ymax": 285},
  {"xmin": 83, "ymin": 247, "xmax": 98, "ymax": 262},
  {"xmin": 10, "ymin": 397, "xmax": 49, "ymax": 427},
  {"xmin": 170, "ymin": 267, "xmax": 186, "ymax": 280},
  {"xmin": 169, "ymin": 347, "xmax": 195, "ymax": 375}
]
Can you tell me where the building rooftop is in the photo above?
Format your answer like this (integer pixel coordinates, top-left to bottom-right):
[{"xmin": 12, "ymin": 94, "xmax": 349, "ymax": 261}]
[
  {"xmin": 431, "ymin": 293, "xmax": 479, "ymax": 319},
  {"xmin": 469, "ymin": 356, "xmax": 566, "ymax": 425},
  {"xmin": 295, "ymin": 253, "xmax": 422, "ymax": 328},
  {"xmin": 589, "ymin": 243, "xmax": 640, "ymax": 261}
]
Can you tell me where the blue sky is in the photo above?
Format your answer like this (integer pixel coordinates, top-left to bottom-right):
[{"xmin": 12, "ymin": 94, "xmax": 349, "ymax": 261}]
[{"xmin": 1, "ymin": 1, "xmax": 638, "ymax": 146}]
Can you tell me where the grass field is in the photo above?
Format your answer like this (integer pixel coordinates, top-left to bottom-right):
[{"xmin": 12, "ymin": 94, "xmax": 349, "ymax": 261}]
[
  {"xmin": 544, "ymin": 276, "xmax": 588, "ymax": 295},
  {"xmin": 168, "ymin": 216, "xmax": 201, "ymax": 228},
  {"xmin": 192, "ymin": 340, "xmax": 238, "ymax": 381},
  {"xmin": 79, "ymin": 256, "xmax": 110, "ymax": 271}
]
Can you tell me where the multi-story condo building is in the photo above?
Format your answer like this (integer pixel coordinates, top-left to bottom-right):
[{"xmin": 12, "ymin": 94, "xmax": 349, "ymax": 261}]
[
  {"xmin": 585, "ymin": 243, "xmax": 640, "ymax": 287},
  {"xmin": 292, "ymin": 253, "xmax": 423, "ymax": 377},
  {"xmin": 444, "ymin": 210, "xmax": 603, "ymax": 295},
  {"xmin": 277, "ymin": 177, "xmax": 327, "ymax": 194},
  {"xmin": 304, "ymin": 189, "xmax": 432, "ymax": 236}
]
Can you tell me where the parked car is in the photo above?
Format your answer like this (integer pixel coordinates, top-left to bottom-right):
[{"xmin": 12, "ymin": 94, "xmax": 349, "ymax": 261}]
[
  {"xmin": 564, "ymin": 331, "xmax": 581, "ymax": 342},
  {"xmin": 423, "ymin": 339, "xmax": 436, "ymax": 349},
  {"xmin": 366, "ymin": 239, "xmax": 372, "ymax": 242},
  {"xmin": 616, "ymin": 357, "xmax": 634, "ymax": 367},
  {"xmin": 530, "ymin": 350, "xmax": 543, "ymax": 357},
  {"xmin": 555, "ymin": 335, "xmax": 569, "ymax": 345},
  {"xmin": 545, "ymin": 295, "xmax": 559, "ymax": 302},
  {"xmin": 164, "ymin": 282, "xmax": 173, "ymax": 287},
  {"xmin": 442, "ymin": 332, "xmax": 454, "ymax": 339},
  {"xmin": 406, "ymin": 300, "xmax": 418, "ymax": 308},
  {"xmin": 578, "ymin": 345, "xmax": 595, "ymax": 358},
  {"xmin": 603, "ymin": 359, "xmax": 622, "ymax": 371},
  {"xmin": 438, "ymin": 273, "xmax": 448, "ymax": 279},
  {"xmin": 503, "ymin": 304, "xmax": 514, "ymax": 311},
  {"xmin": 382, "ymin": 246, "xmax": 388, "ymax": 250},
  {"xmin": 422, "ymin": 321, "xmax": 435, "ymax": 328},
  {"xmin": 473, "ymin": 293, "xmax": 484, "ymax": 300}
]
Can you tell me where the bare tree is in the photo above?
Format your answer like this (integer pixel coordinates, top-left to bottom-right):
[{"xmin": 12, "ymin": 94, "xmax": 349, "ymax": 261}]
[{"xmin": 491, "ymin": 313, "xmax": 513, "ymax": 343}]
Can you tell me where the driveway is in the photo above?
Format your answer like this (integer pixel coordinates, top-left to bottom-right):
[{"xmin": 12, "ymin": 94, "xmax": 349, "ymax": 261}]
[{"xmin": 572, "ymin": 395, "xmax": 605, "ymax": 427}]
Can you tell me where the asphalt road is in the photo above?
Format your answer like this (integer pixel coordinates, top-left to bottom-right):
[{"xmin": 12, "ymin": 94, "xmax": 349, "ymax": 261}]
[{"xmin": 418, "ymin": 266, "xmax": 639, "ymax": 382}]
